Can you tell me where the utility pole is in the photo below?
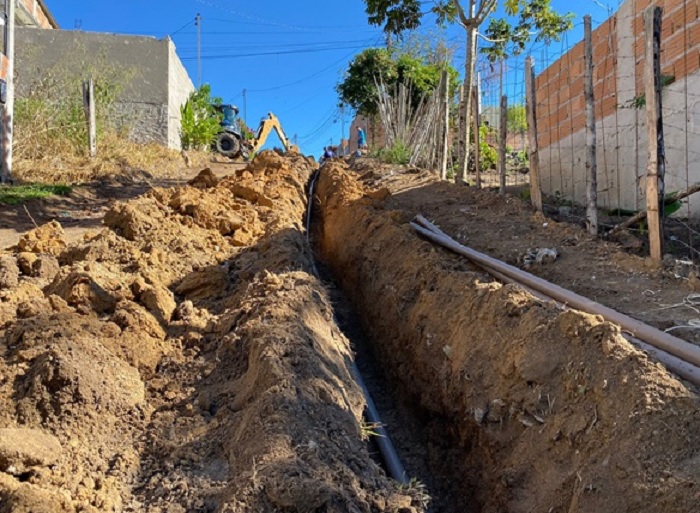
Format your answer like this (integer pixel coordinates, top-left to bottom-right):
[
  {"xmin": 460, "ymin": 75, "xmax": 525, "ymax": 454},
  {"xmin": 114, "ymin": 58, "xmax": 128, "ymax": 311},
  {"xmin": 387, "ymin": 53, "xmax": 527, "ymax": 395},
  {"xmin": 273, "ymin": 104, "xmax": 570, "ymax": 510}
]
[
  {"xmin": 242, "ymin": 88, "xmax": 247, "ymax": 125},
  {"xmin": 2, "ymin": 0, "xmax": 15, "ymax": 184},
  {"xmin": 195, "ymin": 13, "xmax": 201, "ymax": 87}
]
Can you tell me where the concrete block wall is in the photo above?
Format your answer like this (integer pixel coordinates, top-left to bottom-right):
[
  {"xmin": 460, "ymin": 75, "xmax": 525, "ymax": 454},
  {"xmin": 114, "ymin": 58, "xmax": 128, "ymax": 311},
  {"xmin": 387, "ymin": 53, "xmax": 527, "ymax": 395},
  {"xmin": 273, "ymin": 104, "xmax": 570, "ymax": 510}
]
[
  {"xmin": 536, "ymin": 0, "xmax": 700, "ymax": 217},
  {"xmin": 15, "ymin": 28, "xmax": 194, "ymax": 150}
]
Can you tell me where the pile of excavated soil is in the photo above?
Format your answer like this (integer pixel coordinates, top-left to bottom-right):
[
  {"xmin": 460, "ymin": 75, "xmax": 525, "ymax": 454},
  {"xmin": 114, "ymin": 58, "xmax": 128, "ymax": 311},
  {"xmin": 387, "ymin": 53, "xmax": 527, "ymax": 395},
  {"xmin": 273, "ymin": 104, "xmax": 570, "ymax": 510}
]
[
  {"xmin": 0, "ymin": 151, "xmax": 423, "ymax": 513},
  {"xmin": 315, "ymin": 160, "xmax": 700, "ymax": 513}
]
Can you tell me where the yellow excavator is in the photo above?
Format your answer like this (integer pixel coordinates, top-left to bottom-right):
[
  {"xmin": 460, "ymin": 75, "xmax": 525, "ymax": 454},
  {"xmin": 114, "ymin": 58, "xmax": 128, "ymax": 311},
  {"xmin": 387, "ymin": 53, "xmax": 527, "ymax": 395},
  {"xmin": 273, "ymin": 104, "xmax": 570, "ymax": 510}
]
[{"xmin": 213, "ymin": 106, "xmax": 298, "ymax": 159}]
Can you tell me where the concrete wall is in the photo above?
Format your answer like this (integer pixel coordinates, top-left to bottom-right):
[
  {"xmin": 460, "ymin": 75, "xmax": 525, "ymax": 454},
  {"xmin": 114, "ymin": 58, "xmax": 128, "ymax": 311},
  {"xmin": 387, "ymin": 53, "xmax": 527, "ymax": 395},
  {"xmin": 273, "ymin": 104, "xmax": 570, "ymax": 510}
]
[
  {"xmin": 536, "ymin": 0, "xmax": 700, "ymax": 217},
  {"xmin": 15, "ymin": 28, "xmax": 194, "ymax": 149},
  {"xmin": 167, "ymin": 38, "xmax": 195, "ymax": 150}
]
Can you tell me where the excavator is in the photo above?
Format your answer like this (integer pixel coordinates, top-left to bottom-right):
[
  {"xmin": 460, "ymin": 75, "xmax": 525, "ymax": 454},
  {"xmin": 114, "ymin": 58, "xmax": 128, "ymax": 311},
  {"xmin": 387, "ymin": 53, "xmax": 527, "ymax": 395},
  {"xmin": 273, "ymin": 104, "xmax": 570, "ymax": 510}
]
[{"xmin": 213, "ymin": 105, "xmax": 298, "ymax": 159}]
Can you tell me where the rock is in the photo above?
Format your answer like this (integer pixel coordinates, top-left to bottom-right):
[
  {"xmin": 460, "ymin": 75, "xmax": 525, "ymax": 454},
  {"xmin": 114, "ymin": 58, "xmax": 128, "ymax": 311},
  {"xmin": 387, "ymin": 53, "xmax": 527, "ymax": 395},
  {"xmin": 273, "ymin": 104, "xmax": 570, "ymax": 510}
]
[
  {"xmin": 228, "ymin": 183, "xmax": 274, "ymax": 208},
  {"xmin": 0, "ymin": 428, "xmax": 62, "ymax": 474},
  {"xmin": 17, "ymin": 221, "xmax": 66, "ymax": 256},
  {"xmin": 187, "ymin": 168, "xmax": 219, "ymax": 189},
  {"xmin": 132, "ymin": 277, "xmax": 175, "ymax": 318},
  {"xmin": 0, "ymin": 254, "xmax": 19, "ymax": 289},
  {"xmin": 31, "ymin": 254, "xmax": 60, "ymax": 282}
]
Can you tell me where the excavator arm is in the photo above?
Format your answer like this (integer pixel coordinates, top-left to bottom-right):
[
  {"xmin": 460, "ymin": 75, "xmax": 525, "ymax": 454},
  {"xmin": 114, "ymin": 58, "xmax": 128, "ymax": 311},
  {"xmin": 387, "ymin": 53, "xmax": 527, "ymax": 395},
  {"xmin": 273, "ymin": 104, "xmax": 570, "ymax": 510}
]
[{"xmin": 249, "ymin": 113, "xmax": 299, "ymax": 154}]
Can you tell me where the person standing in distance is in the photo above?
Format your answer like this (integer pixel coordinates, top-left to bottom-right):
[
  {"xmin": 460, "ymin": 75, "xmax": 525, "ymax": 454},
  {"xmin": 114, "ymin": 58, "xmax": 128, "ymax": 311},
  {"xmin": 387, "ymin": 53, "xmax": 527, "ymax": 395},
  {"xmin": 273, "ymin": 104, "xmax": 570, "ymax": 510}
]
[{"xmin": 357, "ymin": 126, "xmax": 367, "ymax": 152}]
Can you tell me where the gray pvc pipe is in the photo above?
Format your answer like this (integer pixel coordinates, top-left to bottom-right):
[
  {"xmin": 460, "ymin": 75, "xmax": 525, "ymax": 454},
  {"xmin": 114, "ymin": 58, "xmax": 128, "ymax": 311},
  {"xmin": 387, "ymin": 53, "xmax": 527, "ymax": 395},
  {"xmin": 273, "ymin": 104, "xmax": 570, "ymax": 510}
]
[
  {"xmin": 424, "ymin": 224, "xmax": 700, "ymax": 386},
  {"xmin": 411, "ymin": 216, "xmax": 700, "ymax": 370},
  {"xmin": 306, "ymin": 167, "xmax": 409, "ymax": 484}
]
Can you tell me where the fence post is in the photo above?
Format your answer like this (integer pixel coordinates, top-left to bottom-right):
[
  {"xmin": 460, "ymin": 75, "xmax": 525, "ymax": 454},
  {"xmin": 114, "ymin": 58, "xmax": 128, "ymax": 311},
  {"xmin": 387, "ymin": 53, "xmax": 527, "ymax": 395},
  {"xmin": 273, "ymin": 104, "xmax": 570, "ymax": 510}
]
[
  {"xmin": 472, "ymin": 83, "xmax": 481, "ymax": 188},
  {"xmin": 584, "ymin": 15, "xmax": 598, "ymax": 234},
  {"xmin": 457, "ymin": 84, "xmax": 466, "ymax": 180},
  {"xmin": 82, "ymin": 78, "xmax": 96, "ymax": 158},
  {"xmin": 525, "ymin": 56, "xmax": 542, "ymax": 211},
  {"xmin": 499, "ymin": 94, "xmax": 507, "ymax": 195},
  {"xmin": 644, "ymin": 5, "xmax": 665, "ymax": 260},
  {"xmin": 440, "ymin": 69, "xmax": 449, "ymax": 180}
]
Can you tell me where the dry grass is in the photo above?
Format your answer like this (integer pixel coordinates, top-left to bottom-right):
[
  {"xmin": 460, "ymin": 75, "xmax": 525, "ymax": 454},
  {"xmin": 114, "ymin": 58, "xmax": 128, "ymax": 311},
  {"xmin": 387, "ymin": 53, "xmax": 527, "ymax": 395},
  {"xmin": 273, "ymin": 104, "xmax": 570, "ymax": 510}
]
[{"xmin": 14, "ymin": 132, "xmax": 212, "ymax": 185}]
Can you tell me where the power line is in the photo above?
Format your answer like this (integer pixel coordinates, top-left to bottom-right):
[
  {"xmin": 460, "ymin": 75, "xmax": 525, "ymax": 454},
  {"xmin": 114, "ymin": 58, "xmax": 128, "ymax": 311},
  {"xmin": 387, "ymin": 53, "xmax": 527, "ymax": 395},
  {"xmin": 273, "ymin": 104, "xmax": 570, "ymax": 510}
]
[{"xmin": 180, "ymin": 43, "xmax": 372, "ymax": 61}]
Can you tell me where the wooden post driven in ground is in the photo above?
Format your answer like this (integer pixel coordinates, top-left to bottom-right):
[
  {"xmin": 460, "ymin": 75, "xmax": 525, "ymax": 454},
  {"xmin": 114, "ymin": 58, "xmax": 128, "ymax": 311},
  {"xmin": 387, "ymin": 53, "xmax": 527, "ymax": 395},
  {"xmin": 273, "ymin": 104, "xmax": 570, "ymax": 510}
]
[
  {"xmin": 499, "ymin": 94, "xmax": 507, "ymax": 195},
  {"xmin": 525, "ymin": 56, "xmax": 542, "ymax": 211},
  {"xmin": 584, "ymin": 15, "xmax": 598, "ymax": 234},
  {"xmin": 1, "ymin": 0, "xmax": 16, "ymax": 183},
  {"xmin": 472, "ymin": 83, "xmax": 481, "ymax": 188},
  {"xmin": 82, "ymin": 78, "xmax": 96, "ymax": 158},
  {"xmin": 644, "ymin": 5, "xmax": 665, "ymax": 260},
  {"xmin": 439, "ymin": 69, "xmax": 450, "ymax": 180}
]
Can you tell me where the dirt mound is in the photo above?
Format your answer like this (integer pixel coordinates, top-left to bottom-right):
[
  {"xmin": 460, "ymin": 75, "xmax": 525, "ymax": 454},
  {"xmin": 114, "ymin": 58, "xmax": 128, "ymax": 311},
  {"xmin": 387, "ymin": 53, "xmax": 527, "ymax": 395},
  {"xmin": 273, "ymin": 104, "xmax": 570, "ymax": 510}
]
[
  {"xmin": 315, "ymin": 161, "xmax": 700, "ymax": 513},
  {"xmin": 0, "ymin": 152, "xmax": 421, "ymax": 512},
  {"xmin": 16, "ymin": 221, "xmax": 66, "ymax": 256}
]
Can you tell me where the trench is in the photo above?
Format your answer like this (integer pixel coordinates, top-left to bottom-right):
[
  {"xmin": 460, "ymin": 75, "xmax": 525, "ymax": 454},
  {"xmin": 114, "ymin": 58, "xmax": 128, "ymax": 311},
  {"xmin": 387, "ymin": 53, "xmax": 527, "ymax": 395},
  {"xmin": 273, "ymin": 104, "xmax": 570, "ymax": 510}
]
[
  {"xmin": 306, "ymin": 167, "xmax": 474, "ymax": 513},
  {"xmin": 306, "ymin": 161, "xmax": 700, "ymax": 513}
]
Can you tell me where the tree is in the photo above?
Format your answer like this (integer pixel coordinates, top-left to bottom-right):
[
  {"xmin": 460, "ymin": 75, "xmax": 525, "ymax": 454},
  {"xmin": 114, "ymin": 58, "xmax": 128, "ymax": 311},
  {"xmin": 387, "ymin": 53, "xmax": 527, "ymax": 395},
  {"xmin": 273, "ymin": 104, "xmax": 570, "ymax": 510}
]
[
  {"xmin": 337, "ymin": 47, "xmax": 459, "ymax": 117},
  {"xmin": 364, "ymin": 0, "xmax": 573, "ymax": 183},
  {"xmin": 180, "ymin": 84, "xmax": 222, "ymax": 150}
]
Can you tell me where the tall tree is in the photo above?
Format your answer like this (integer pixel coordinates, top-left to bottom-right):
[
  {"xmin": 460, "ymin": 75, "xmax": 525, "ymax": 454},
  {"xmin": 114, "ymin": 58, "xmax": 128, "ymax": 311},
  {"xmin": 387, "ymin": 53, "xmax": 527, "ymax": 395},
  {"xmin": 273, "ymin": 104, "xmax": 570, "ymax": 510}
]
[{"xmin": 364, "ymin": 0, "xmax": 573, "ymax": 183}]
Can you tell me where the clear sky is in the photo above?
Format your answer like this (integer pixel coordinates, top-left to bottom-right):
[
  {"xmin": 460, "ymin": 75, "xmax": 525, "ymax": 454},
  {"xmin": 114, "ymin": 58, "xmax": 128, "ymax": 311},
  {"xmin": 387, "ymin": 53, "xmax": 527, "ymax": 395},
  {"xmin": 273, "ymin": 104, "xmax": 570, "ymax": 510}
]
[{"xmin": 46, "ymin": 0, "xmax": 622, "ymax": 156}]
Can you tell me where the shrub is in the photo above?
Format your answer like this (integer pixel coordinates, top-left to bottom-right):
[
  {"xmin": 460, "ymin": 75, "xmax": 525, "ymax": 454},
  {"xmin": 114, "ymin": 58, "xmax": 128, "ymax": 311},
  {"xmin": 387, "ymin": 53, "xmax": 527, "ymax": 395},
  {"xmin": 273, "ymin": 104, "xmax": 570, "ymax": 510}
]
[{"xmin": 180, "ymin": 84, "xmax": 223, "ymax": 150}]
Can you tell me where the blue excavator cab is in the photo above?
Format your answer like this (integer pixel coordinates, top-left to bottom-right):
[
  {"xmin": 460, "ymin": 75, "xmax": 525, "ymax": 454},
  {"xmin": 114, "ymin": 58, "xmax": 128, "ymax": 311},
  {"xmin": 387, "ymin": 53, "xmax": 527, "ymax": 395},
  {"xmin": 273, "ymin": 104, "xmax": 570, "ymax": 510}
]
[{"xmin": 211, "ymin": 104, "xmax": 248, "ymax": 159}]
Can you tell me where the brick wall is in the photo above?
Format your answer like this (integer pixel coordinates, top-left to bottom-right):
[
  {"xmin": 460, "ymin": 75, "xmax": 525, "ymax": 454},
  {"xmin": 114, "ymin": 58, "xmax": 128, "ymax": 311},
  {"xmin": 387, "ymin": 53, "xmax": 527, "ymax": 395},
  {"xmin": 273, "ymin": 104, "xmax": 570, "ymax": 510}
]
[{"xmin": 536, "ymin": 0, "xmax": 700, "ymax": 216}]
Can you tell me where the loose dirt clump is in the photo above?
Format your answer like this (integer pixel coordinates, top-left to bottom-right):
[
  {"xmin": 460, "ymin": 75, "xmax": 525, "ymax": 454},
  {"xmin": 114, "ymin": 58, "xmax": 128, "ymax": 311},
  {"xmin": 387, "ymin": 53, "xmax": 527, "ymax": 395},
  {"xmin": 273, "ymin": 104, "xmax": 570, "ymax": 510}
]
[
  {"xmin": 0, "ymin": 151, "xmax": 422, "ymax": 513},
  {"xmin": 315, "ymin": 160, "xmax": 700, "ymax": 513}
]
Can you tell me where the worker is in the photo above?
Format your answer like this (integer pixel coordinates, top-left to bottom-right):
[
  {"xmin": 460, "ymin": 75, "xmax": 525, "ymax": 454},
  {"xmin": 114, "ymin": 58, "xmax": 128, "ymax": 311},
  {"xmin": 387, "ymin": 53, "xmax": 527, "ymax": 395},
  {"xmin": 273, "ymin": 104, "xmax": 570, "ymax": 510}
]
[
  {"xmin": 357, "ymin": 126, "xmax": 367, "ymax": 151},
  {"xmin": 323, "ymin": 146, "xmax": 335, "ymax": 160}
]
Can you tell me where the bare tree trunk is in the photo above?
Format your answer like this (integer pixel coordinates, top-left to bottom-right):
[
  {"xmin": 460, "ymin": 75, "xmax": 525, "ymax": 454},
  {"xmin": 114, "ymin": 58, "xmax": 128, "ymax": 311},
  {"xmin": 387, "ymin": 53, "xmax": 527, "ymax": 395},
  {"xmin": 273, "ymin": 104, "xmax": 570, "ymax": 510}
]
[{"xmin": 457, "ymin": 12, "xmax": 477, "ymax": 184}]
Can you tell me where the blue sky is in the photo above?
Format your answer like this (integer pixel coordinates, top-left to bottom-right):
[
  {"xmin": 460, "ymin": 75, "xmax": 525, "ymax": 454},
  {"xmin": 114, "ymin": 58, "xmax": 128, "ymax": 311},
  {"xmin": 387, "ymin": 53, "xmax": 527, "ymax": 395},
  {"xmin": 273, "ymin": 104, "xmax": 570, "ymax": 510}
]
[{"xmin": 46, "ymin": 0, "xmax": 622, "ymax": 156}]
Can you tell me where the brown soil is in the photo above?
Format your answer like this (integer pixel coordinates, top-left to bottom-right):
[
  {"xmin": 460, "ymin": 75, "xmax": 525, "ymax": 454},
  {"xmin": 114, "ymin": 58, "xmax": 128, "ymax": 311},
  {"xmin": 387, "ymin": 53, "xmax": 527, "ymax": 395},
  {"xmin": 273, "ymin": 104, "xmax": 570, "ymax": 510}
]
[
  {"xmin": 315, "ymin": 160, "xmax": 700, "ymax": 513},
  {"xmin": 0, "ymin": 152, "xmax": 423, "ymax": 513},
  {"xmin": 3, "ymin": 149, "xmax": 700, "ymax": 513}
]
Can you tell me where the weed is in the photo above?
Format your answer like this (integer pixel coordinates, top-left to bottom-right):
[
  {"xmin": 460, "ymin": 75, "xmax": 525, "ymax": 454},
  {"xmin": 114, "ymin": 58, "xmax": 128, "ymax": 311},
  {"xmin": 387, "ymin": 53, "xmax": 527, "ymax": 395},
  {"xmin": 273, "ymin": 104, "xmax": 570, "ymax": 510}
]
[
  {"xmin": 373, "ymin": 140, "xmax": 412, "ymax": 165},
  {"xmin": 360, "ymin": 420, "xmax": 384, "ymax": 441},
  {"xmin": 0, "ymin": 184, "xmax": 72, "ymax": 205},
  {"xmin": 397, "ymin": 477, "xmax": 431, "ymax": 508}
]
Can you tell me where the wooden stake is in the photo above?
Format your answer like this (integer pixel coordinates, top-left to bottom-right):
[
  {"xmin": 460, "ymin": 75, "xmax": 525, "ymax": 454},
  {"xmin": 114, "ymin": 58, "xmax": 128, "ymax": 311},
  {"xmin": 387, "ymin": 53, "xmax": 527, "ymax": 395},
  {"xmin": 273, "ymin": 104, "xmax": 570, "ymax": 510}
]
[
  {"xmin": 525, "ymin": 56, "xmax": 542, "ymax": 211},
  {"xmin": 499, "ymin": 95, "xmax": 507, "ymax": 195},
  {"xmin": 472, "ymin": 83, "xmax": 481, "ymax": 188},
  {"xmin": 82, "ymin": 78, "xmax": 96, "ymax": 158},
  {"xmin": 439, "ymin": 69, "xmax": 449, "ymax": 180},
  {"xmin": 584, "ymin": 16, "xmax": 598, "ymax": 234},
  {"xmin": 644, "ymin": 5, "xmax": 665, "ymax": 260}
]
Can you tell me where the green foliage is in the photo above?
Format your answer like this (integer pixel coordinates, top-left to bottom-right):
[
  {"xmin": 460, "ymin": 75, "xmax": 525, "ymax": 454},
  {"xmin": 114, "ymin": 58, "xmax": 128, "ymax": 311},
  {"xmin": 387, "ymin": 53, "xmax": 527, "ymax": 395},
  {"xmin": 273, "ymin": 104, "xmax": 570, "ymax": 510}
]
[
  {"xmin": 0, "ymin": 184, "xmax": 72, "ymax": 205},
  {"xmin": 337, "ymin": 47, "xmax": 459, "ymax": 117},
  {"xmin": 482, "ymin": 0, "xmax": 574, "ymax": 61},
  {"xmin": 180, "ymin": 84, "xmax": 223, "ymax": 150},
  {"xmin": 372, "ymin": 140, "xmax": 412, "ymax": 165},
  {"xmin": 478, "ymin": 125, "xmax": 498, "ymax": 170},
  {"xmin": 507, "ymin": 104, "xmax": 527, "ymax": 133}
]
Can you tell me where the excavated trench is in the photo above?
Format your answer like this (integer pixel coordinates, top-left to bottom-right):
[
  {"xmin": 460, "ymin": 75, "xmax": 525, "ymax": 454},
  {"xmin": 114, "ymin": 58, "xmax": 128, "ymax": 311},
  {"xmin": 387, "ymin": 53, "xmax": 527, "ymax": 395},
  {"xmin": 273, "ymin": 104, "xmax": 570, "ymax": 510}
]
[{"xmin": 312, "ymin": 160, "xmax": 700, "ymax": 513}]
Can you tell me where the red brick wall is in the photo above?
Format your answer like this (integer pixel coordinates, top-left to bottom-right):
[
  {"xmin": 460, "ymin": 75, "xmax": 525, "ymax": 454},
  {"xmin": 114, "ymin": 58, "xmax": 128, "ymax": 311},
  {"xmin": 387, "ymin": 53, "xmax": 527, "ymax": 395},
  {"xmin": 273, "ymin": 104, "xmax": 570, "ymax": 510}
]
[{"xmin": 536, "ymin": 0, "xmax": 700, "ymax": 148}]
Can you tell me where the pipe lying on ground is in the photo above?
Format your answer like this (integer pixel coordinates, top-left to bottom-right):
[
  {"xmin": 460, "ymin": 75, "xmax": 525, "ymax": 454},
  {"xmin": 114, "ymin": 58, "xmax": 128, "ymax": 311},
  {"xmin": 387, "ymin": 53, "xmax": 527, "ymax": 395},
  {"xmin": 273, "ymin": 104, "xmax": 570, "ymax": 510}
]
[
  {"xmin": 413, "ymin": 216, "xmax": 700, "ymax": 385},
  {"xmin": 411, "ymin": 215, "xmax": 700, "ymax": 372},
  {"xmin": 306, "ymin": 167, "xmax": 409, "ymax": 484}
]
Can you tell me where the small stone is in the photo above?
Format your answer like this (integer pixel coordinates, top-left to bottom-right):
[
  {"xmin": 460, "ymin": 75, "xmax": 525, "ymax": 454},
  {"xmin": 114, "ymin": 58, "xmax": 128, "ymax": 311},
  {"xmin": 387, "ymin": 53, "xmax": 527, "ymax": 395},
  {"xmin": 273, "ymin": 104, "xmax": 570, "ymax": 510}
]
[{"xmin": 0, "ymin": 428, "xmax": 62, "ymax": 474}]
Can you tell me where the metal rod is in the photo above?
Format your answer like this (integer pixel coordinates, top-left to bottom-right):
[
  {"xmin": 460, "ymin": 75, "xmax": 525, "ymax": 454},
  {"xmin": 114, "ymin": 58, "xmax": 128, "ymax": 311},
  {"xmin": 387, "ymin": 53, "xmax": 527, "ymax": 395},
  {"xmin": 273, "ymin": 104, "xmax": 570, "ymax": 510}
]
[{"xmin": 411, "ymin": 215, "xmax": 700, "ymax": 369}]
